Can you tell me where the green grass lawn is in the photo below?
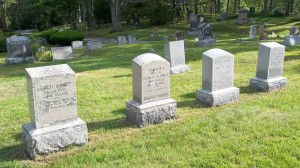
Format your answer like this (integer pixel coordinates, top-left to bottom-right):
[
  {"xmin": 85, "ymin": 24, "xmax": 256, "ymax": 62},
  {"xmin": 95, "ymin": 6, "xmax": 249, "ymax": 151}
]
[{"xmin": 0, "ymin": 16, "xmax": 300, "ymax": 167}]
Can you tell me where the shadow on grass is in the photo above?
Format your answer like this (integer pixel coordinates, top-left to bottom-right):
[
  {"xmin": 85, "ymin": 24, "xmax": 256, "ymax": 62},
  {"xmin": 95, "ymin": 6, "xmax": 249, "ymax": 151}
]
[
  {"xmin": 0, "ymin": 143, "xmax": 30, "ymax": 162},
  {"xmin": 113, "ymin": 74, "xmax": 131, "ymax": 78},
  {"xmin": 178, "ymin": 92, "xmax": 211, "ymax": 109},
  {"xmin": 87, "ymin": 117, "xmax": 130, "ymax": 132}
]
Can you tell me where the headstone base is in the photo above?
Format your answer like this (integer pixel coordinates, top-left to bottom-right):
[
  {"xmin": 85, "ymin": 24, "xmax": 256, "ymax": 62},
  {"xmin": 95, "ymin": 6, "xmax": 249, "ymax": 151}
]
[
  {"xmin": 171, "ymin": 65, "xmax": 190, "ymax": 74},
  {"xmin": 22, "ymin": 118, "xmax": 88, "ymax": 159},
  {"xmin": 196, "ymin": 87, "xmax": 240, "ymax": 106},
  {"xmin": 188, "ymin": 29, "xmax": 200, "ymax": 36},
  {"xmin": 196, "ymin": 38, "xmax": 216, "ymax": 47},
  {"xmin": 125, "ymin": 99, "xmax": 176, "ymax": 128},
  {"xmin": 250, "ymin": 77, "xmax": 287, "ymax": 92},
  {"xmin": 6, "ymin": 57, "xmax": 35, "ymax": 65}
]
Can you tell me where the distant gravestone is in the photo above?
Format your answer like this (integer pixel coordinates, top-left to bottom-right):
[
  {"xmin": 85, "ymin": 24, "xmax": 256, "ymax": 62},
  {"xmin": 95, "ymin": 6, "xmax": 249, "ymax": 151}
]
[
  {"xmin": 283, "ymin": 35, "xmax": 300, "ymax": 46},
  {"xmin": 249, "ymin": 7, "xmax": 255, "ymax": 14},
  {"xmin": 51, "ymin": 46, "xmax": 73, "ymax": 60},
  {"xmin": 6, "ymin": 36, "xmax": 35, "ymax": 65},
  {"xmin": 22, "ymin": 64, "xmax": 88, "ymax": 159},
  {"xmin": 86, "ymin": 41, "xmax": 102, "ymax": 51},
  {"xmin": 249, "ymin": 25, "xmax": 256, "ymax": 39},
  {"xmin": 198, "ymin": 15, "xmax": 206, "ymax": 23},
  {"xmin": 127, "ymin": 35, "xmax": 137, "ymax": 44},
  {"xmin": 189, "ymin": 13, "xmax": 196, "ymax": 23},
  {"xmin": 164, "ymin": 40, "xmax": 190, "ymax": 74},
  {"xmin": 258, "ymin": 25, "xmax": 268, "ymax": 40},
  {"xmin": 72, "ymin": 41, "xmax": 83, "ymax": 49},
  {"xmin": 125, "ymin": 53, "xmax": 177, "ymax": 127},
  {"xmin": 220, "ymin": 12, "xmax": 226, "ymax": 21},
  {"xmin": 196, "ymin": 48, "xmax": 239, "ymax": 106},
  {"xmin": 250, "ymin": 42, "xmax": 287, "ymax": 91},
  {"xmin": 290, "ymin": 27, "xmax": 300, "ymax": 35},
  {"xmin": 175, "ymin": 31, "xmax": 184, "ymax": 40},
  {"xmin": 117, "ymin": 36, "xmax": 127, "ymax": 45},
  {"xmin": 188, "ymin": 20, "xmax": 200, "ymax": 36},
  {"xmin": 196, "ymin": 23, "xmax": 216, "ymax": 47},
  {"xmin": 236, "ymin": 8, "xmax": 249, "ymax": 24}
]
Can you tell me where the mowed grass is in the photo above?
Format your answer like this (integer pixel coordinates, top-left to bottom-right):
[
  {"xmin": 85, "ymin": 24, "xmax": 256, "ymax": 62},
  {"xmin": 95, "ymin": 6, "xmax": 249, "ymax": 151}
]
[{"xmin": 0, "ymin": 16, "xmax": 300, "ymax": 167}]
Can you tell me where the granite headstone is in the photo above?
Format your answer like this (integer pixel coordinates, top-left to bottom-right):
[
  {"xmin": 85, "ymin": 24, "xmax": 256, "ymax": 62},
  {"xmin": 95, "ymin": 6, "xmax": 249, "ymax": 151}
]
[
  {"xmin": 51, "ymin": 46, "xmax": 73, "ymax": 60},
  {"xmin": 236, "ymin": 8, "xmax": 249, "ymax": 24},
  {"xmin": 127, "ymin": 35, "xmax": 137, "ymax": 44},
  {"xmin": 117, "ymin": 36, "xmax": 127, "ymax": 45},
  {"xmin": 72, "ymin": 41, "xmax": 83, "ymax": 49},
  {"xmin": 86, "ymin": 41, "xmax": 102, "ymax": 51},
  {"xmin": 249, "ymin": 25, "xmax": 256, "ymax": 39},
  {"xmin": 250, "ymin": 42, "xmax": 287, "ymax": 91}
]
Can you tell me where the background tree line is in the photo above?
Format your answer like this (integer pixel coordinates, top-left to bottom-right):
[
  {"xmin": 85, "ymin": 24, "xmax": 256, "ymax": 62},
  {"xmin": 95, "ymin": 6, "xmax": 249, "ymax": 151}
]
[{"xmin": 0, "ymin": 0, "xmax": 299, "ymax": 32}]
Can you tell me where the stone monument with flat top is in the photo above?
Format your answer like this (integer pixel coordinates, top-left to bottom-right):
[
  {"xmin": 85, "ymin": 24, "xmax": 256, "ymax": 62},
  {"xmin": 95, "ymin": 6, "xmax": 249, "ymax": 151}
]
[
  {"xmin": 196, "ymin": 48, "xmax": 239, "ymax": 106},
  {"xmin": 250, "ymin": 42, "xmax": 287, "ymax": 91}
]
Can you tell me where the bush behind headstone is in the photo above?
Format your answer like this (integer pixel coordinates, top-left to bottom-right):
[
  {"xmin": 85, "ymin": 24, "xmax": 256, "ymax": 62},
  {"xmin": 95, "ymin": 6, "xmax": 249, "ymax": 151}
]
[{"xmin": 50, "ymin": 30, "xmax": 84, "ymax": 46}]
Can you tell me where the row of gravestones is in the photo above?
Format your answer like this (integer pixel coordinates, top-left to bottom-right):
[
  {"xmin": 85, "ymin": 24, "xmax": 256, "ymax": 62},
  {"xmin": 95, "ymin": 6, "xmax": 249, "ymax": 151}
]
[
  {"xmin": 5, "ymin": 35, "xmax": 138, "ymax": 64},
  {"xmin": 22, "ymin": 41, "xmax": 287, "ymax": 159}
]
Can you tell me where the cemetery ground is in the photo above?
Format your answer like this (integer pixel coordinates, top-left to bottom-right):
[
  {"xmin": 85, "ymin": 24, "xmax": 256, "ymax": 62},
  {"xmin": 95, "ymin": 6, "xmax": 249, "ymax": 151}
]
[{"xmin": 0, "ymin": 16, "xmax": 300, "ymax": 167}]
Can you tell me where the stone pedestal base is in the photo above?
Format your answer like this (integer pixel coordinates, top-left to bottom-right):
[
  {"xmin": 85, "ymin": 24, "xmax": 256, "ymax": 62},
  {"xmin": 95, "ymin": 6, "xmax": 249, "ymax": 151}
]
[
  {"xmin": 196, "ymin": 87, "xmax": 240, "ymax": 106},
  {"xmin": 22, "ymin": 118, "xmax": 88, "ymax": 159},
  {"xmin": 171, "ymin": 65, "xmax": 190, "ymax": 74},
  {"xmin": 196, "ymin": 38, "xmax": 216, "ymax": 47},
  {"xmin": 125, "ymin": 98, "xmax": 177, "ymax": 128},
  {"xmin": 188, "ymin": 29, "xmax": 200, "ymax": 36},
  {"xmin": 250, "ymin": 77, "xmax": 287, "ymax": 92},
  {"xmin": 6, "ymin": 57, "xmax": 35, "ymax": 65}
]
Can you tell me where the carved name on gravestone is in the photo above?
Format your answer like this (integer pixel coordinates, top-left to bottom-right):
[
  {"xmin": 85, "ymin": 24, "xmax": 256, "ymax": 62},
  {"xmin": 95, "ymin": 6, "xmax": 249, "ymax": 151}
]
[
  {"xmin": 250, "ymin": 42, "xmax": 287, "ymax": 91},
  {"xmin": 127, "ymin": 35, "xmax": 137, "ymax": 44},
  {"xmin": 86, "ymin": 41, "xmax": 102, "ymax": 51},
  {"xmin": 164, "ymin": 40, "xmax": 190, "ymax": 74},
  {"xmin": 249, "ymin": 25, "xmax": 256, "ymax": 39},
  {"xmin": 51, "ymin": 46, "xmax": 73, "ymax": 60},
  {"xmin": 196, "ymin": 48, "xmax": 239, "ymax": 106},
  {"xmin": 72, "ymin": 41, "xmax": 83, "ymax": 49},
  {"xmin": 6, "ymin": 36, "xmax": 35, "ymax": 65},
  {"xmin": 22, "ymin": 64, "xmax": 88, "ymax": 159},
  {"xmin": 117, "ymin": 36, "xmax": 127, "ymax": 45},
  {"xmin": 126, "ymin": 53, "xmax": 176, "ymax": 127}
]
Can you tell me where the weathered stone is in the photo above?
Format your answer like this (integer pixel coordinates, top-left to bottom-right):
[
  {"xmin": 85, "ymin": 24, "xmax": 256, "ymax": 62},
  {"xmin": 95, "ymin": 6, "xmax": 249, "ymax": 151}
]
[
  {"xmin": 117, "ymin": 36, "xmax": 127, "ymax": 45},
  {"xmin": 126, "ymin": 53, "xmax": 177, "ymax": 127},
  {"xmin": 290, "ymin": 27, "xmax": 300, "ymax": 35},
  {"xmin": 164, "ymin": 40, "xmax": 190, "ymax": 74},
  {"xmin": 196, "ymin": 48, "xmax": 239, "ymax": 106},
  {"xmin": 72, "ymin": 41, "xmax": 83, "ymax": 49},
  {"xmin": 250, "ymin": 42, "xmax": 287, "ymax": 92},
  {"xmin": 220, "ymin": 12, "xmax": 226, "ymax": 21},
  {"xmin": 51, "ymin": 47, "xmax": 73, "ymax": 60},
  {"xmin": 6, "ymin": 36, "xmax": 35, "ymax": 65},
  {"xmin": 175, "ymin": 31, "xmax": 184, "ymax": 40},
  {"xmin": 127, "ymin": 35, "xmax": 137, "ymax": 44},
  {"xmin": 86, "ymin": 41, "xmax": 102, "ymax": 51},
  {"xmin": 23, "ymin": 64, "xmax": 88, "ymax": 159},
  {"xmin": 249, "ymin": 25, "xmax": 256, "ymax": 39},
  {"xmin": 196, "ymin": 23, "xmax": 216, "ymax": 47},
  {"xmin": 283, "ymin": 35, "xmax": 300, "ymax": 46},
  {"xmin": 189, "ymin": 14, "xmax": 196, "ymax": 23},
  {"xmin": 236, "ymin": 8, "xmax": 249, "ymax": 24}
]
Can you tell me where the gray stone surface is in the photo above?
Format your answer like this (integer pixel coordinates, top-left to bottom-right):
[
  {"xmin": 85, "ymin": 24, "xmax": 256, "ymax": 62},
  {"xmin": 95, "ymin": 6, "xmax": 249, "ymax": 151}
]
[
  {"xmin": 126, "ymin": 53, "xmax": 176, "ymax": 127},
  {"xmin": 189, "ymin": 14, "xmax": 196, "ymax": 23},
  {"xmin": 236, "ymin": 8, "xmax": 249, "ymax": 24},
  {"xmin": 6, "ymin": 36, "xmax": 34, "ymax": 65},
  {"xmin": 283, "ymin": 35, "xmax": 300, "ymax": 46},
  {"xmin": 220, "ymin": 12, "xmax": 226, "ymax": 21},
  {"xmin": 196, "ymin": 48, "xmax": 239, "ymax": 106},
  {"xmin": 196, "ymin": 87, "xmax": 239, "ymax": 106},
  {"xmin": 86, "ymin": 41, "xmax": 102, "ymax": 51},
  {"xmin": 127, "ymin": 35, "xmax": 137, "ymax": 44},
  {"xmin": 126, "ymin": 99, "xmax": 176, "ymax": 127},
  {"xmin": 23, "ymin": 64, "xmax": 88, "ymax": 159},
  {"xmin": 164, "ymin": 40, "xmax": 190, "ymax": 74},
  {"xmin": 290, "ymin": 27, "xmax": 300, "ymax": 35},
  {"xmin": 117, "ymin": 36, "xmax": 127, "ymax": 45},
  {"xmin": 22, "ymin": 118, "xmax": 88, "ymax": 159},
  {"xmin": 72, "ymin": 41, "xmax": 83, "ymax": 49},
  {"xmin": 196, "ymin": 38, "xmax": 216, "ymax": 47},
  {"xmin": 250, "ymin": 77, "xmax": 287, "ymax": 92},
  {"xmin": 249, "ymin": 25, "xmax": 256, "ymax": 39},
  {"xmin": 250, "ymin": 42, "xmax": 287, "ymax": 91},
  {"xmin": 51, "ymin": 47, "xmax": 73, "ymax": 60}
]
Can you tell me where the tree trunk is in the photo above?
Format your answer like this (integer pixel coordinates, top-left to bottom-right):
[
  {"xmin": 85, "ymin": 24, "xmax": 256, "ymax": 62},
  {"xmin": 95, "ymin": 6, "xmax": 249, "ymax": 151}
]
[
  {"xmin": 226, "ymin": 0, "xmax": 230, "ymax": 13},
  {"xmin": 233, "ymin": 0, "xmax": 237, "ymax": 13},
  {"xmin": 263, "ymin": 0, "xmax": 268, "ymax": 14},
  {"xmin": 194, "ymin": 0, "xmax": 199, "ymax": 15},
  {"xmin": 109, "ymin": 0, "xmax": 122, "ymax": 32},
  {"xmin": 290, "ymin": 0, "xmax": 294, "ymax": 13},
  {"xmin": 210, "ymin": 0, "xmax": 213, "ymax": 17},
  {"xmin": 85, "ymin": 0, "xmax": 94, "ymax": 29},
  {"xmin": 285, "ymin": 0, "xmax": 290, "ymax": 15},
  {"xmin": 269, "ymin": 0, "xmax": 273, "ymax": 13},
  {"xmin": 216, "ymin": 0, "xmax": 221, "ymax": 12}
]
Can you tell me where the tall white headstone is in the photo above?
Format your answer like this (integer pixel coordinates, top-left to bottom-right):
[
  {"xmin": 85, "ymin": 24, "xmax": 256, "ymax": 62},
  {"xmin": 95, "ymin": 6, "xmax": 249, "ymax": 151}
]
[
  {"xmin": 196, "ymin": 48, "xmax": 239, "ymax": 106},
  {"xmin": 164, "ymin": 40, "xmax": 190, "ymax": 74},
  {"xmin": 250, "ymin": 42, "xmax": 287, "ymax": 91},
  {"xmin": 22, "ymin": 64, "xmax": 88, "ymax": 159},
  {"xmin": 126, "ymin": 53, "xmax": 176, "ymax": 127}
]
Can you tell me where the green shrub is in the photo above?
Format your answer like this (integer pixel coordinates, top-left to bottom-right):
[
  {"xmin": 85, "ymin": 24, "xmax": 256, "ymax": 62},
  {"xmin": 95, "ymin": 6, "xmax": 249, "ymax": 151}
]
[
  {"xmin": 37, "ymin": 29, "xmax": 58, "ymax": 43},
  {"xmin": 50, "ymin": 30, "xmax": 84, "ymax": 46},
  {"xmin": 40, "ymin": 51, "xmax": 52, "ymax": 61}
]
